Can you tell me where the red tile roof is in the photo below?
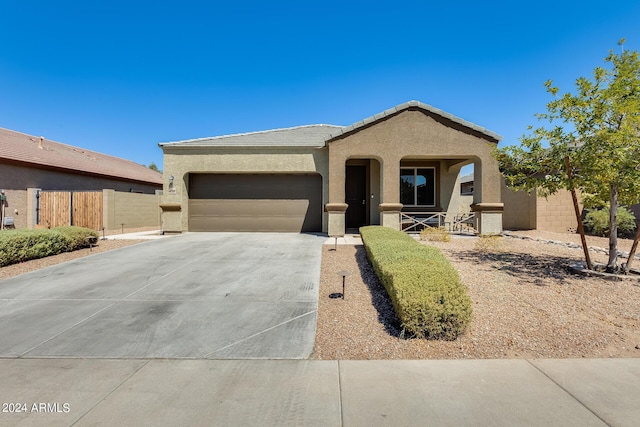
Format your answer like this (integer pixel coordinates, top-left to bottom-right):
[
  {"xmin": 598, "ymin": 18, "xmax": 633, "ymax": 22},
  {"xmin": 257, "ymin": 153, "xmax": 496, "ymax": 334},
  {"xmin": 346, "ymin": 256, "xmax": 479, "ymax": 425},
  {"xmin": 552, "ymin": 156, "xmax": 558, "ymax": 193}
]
[{"xmin": 0, "ymin": 127, "xmax": 162, "ymax": 185}]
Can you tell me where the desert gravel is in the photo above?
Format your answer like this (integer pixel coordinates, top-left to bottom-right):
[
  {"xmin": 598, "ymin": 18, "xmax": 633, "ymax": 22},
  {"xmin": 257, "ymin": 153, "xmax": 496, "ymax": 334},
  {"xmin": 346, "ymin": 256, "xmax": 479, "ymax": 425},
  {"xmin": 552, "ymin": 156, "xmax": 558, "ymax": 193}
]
[{"xmin": 314, "ymin": 231, "xmax": 640, "ymax": 360}]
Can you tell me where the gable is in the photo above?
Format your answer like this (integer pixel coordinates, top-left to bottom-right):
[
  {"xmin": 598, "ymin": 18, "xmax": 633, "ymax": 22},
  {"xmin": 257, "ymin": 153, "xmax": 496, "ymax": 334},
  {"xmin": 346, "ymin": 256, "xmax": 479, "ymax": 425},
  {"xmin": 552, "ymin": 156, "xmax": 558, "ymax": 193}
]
[
  {"xmin": 327, "ymin": 100, "xmax": 501, "ymax": 145},
  {"xmin": 326, "ymin": 107, "xmax": 500, "ymax": 161}
]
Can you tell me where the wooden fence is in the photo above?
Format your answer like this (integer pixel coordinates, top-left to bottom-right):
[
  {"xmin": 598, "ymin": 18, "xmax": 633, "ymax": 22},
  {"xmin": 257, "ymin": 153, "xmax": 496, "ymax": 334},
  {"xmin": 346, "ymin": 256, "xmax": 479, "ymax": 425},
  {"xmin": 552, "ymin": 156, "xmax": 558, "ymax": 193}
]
[{"xmin": 38, "ymin": 191, "xmax": 103, "ymax": 230}]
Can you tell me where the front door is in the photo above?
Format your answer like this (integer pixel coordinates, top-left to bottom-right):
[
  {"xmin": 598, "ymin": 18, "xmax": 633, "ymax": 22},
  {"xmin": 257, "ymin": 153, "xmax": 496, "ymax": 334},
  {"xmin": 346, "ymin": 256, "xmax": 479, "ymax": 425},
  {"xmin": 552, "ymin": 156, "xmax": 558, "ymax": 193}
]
[{"xmin": 345, "ymin": 165, "xmax": 367, "ymax": 229}]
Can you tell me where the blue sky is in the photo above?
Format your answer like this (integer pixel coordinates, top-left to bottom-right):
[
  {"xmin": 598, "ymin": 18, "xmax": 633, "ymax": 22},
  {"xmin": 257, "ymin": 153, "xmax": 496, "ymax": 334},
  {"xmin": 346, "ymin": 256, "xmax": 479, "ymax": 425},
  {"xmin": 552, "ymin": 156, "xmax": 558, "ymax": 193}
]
[{"xmin": 2, "ymin": 1, "xmax": 639, "ymax": 171}]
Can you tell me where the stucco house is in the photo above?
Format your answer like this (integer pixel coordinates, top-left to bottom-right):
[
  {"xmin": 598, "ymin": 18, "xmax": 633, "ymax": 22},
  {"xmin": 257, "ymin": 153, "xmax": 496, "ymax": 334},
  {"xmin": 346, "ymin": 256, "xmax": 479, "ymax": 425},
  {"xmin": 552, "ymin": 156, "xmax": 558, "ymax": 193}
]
[
  {"xmin": 0, "ymin": 127, "xmax": 163, "ymax": 229},
  {"xmin": 159, "ymin": 101, "xmax": 504, "ymax": 236}
]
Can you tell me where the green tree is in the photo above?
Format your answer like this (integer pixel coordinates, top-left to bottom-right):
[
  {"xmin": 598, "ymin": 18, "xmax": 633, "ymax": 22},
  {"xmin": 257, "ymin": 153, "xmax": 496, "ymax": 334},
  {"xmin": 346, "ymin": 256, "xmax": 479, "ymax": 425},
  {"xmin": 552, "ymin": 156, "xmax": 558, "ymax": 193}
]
[
  {"xmin": 496, "ymin": 40, "xmax": 640, "ymax": 273},
  {"xmin": 148, "ymin": 162, "xmax": 161, "ymax": 172}
]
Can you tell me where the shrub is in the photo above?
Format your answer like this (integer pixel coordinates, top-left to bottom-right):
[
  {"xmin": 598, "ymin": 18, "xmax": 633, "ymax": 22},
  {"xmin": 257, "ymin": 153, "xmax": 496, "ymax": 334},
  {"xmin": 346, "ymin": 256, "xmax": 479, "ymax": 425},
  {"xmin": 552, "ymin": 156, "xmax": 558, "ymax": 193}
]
[
  {"xmin": 420, "ymin": 227, "xmax": 451, "ymax": 242},
  {"xmin": 360, "ymin": 226, "xmax": 472, "ymax": 340},
  {"xmin": 474, "ymin": 234, "xmax": 505, "ymax": 252},
  {"xmin": 583, "ymin": 207, "xmax": 637, "ymax": 238},
  {"xmin": 54, "ymin": 226, "xmax": 99, "ymax": 250},
  {"xmin": 0, "ymin": 226, "xmax": 99, "ymax": 267}
]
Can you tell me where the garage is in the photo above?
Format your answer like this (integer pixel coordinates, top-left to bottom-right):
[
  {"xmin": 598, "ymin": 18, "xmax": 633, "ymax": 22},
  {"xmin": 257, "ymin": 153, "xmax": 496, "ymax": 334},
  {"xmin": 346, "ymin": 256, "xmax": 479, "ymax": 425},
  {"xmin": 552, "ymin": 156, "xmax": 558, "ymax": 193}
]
[{"xmin": 188, "ymin": 173, "xmax": 322, "ymax": 232}]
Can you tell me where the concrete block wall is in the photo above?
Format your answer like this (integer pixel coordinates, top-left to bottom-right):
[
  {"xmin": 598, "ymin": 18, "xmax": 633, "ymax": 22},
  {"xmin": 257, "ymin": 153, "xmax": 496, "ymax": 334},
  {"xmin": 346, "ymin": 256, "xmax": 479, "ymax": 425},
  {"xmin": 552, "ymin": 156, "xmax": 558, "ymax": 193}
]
[
  {"xmin": 103, "ymin": 190, "xmax": 161, "ymax": 231},
  {"xmin": 536, "ymin": 189, "xmax": 579, "ymax": 233},
  {"xmin": 501, "ymin": 182, "xmax": 579, "ymax": 233},
  {"xmin": 0, "ymin": 189, "xmax": 27, "ymax": 229}
]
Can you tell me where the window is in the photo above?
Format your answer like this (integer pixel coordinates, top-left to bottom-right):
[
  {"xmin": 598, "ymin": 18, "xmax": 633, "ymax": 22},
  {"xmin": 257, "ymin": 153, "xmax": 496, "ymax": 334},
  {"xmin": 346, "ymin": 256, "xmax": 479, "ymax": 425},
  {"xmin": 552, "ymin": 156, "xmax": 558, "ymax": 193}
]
[{"xmin": 400, "ymin": 168, "xmax": 435, "ymax": 206}]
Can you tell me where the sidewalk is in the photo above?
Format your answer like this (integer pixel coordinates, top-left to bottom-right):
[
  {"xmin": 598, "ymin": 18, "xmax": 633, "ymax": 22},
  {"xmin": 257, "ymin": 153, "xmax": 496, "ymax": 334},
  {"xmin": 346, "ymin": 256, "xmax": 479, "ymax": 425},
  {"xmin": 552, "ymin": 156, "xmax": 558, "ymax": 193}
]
[
  {"xmin": 1, "ymin": 358, "xmax": 638, "ymax": 426},
  {"xmin": 324, "ymin": 234, "xmax": 363, "ymax": 246},
  {"xmin": 102, "ymin": 230, "xmax": 173, "ymax": 240}
]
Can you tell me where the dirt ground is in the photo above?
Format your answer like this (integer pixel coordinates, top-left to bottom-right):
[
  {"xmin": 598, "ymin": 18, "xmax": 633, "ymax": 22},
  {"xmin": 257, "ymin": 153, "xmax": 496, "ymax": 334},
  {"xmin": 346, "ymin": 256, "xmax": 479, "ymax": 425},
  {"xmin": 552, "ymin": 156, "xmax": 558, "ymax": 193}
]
[{"xmin": 314, "ymin": 231, "xmax": 640, "ymax": 360}]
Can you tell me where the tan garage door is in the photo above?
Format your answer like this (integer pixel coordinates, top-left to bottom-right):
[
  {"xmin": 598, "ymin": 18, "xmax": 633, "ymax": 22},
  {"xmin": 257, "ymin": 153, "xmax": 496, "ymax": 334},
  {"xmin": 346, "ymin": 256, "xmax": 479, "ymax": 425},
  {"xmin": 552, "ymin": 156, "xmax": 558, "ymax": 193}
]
[{"xmin": 188, "ymin": 174, "xmax": 322, "ymax": 232}]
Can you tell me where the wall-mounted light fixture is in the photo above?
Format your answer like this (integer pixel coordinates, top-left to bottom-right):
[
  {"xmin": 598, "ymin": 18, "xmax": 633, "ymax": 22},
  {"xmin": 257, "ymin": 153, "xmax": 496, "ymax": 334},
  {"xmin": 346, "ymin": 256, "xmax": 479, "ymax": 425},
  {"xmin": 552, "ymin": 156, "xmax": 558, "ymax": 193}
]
[{"xmin": 169, "ymin": 175, "xmax": 174, "ymax": 184}]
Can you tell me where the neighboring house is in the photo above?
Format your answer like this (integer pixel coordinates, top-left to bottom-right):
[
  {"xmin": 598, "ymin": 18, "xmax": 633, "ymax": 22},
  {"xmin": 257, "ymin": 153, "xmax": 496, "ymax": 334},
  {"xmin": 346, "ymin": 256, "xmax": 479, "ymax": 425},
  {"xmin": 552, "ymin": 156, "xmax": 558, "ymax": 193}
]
[
  {"xmin": 460, "ymin": 173, "xmax": 474, "ymax": 195},
  {"xmin": 159, "ymin": 100, "xmax": 504, "ymax": 236},
  {"xmin": 0, "ymin": 127, "xmax": 163, "ymax": 229}
]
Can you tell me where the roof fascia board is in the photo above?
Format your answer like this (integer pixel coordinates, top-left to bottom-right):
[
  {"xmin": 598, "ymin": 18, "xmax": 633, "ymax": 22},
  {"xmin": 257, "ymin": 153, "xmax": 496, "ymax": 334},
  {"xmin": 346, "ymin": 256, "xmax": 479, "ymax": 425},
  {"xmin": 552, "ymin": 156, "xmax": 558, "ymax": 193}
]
[{"xmin": 161, "ymin": 144, "xmax": 327, "ymax": 151}]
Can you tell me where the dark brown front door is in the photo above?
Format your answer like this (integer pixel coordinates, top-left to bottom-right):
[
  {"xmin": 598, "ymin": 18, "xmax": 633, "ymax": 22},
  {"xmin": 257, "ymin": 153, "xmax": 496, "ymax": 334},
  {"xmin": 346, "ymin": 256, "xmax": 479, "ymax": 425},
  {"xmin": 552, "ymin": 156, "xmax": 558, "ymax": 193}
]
[{"xmin": 345, "ymin": 165, "xmax": 367, "ymax": 229}]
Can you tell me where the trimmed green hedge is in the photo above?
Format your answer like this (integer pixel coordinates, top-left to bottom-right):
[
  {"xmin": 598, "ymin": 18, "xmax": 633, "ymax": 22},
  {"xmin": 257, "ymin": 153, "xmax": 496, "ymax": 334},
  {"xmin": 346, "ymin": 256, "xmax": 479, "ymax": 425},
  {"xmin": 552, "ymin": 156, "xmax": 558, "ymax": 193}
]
[
  {"xmin": 360, "ymin": 226, "xmax": 472, "ymax": 340},
  {"xmin": 0, "ymin": 226, "xmax": 99, "ymax": 267}
]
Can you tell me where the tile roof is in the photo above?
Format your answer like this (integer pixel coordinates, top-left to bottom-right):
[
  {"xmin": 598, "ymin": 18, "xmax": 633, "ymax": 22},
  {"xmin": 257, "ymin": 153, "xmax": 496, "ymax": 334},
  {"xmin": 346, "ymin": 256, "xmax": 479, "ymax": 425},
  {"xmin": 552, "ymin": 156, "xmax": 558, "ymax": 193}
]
[
  {"xmin": 159, "ymin": 101, "xmax": 501, "ymax": 150},
  {"xmin": 159, "ymin": 124, "xmax": 343, "ymax": 148},
  {"xmin": 0, "ymin": 127, "xmax": 163, "ymax": 185},
  {"xmin": 328, "ymin": 100, "xmax": 502, "ymax": 142},
  {"xmin": 460, "ymin": 173, "xmax": 474, "ymax": 184}
]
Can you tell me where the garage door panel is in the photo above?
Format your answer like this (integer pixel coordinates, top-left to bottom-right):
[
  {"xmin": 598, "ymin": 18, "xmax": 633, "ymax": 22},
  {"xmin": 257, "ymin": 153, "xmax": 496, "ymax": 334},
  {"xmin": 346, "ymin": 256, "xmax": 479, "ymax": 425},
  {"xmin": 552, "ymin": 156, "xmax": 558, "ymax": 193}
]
[
  {"xmin": 189, "ymin": 214, "xmax": 305, "ymax": 233},
  {"xmin": 188, "ymin": 174, "xmax": 321, "ymax": 232}
]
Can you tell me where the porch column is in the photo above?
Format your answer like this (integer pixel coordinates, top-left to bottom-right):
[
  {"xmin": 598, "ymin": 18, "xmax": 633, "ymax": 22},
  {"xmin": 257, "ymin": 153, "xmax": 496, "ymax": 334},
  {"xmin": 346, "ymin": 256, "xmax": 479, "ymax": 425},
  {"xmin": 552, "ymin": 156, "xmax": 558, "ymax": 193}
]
[
  {"xmin": 473, "ymin": 156, "xmax": 504, "ymax": 235},
  {"xmin": 326, "ymin": 152, "xmax": 348, "ymax": 236},
  {"xmin": 380, "ymin": 157, "xmax": 400, "ymax": 203},
  {"xmin": 378, "ymin": 203, "xmax": 403, "ymax": 230},
  {"xmin": 379, "ymin": 157, "xmax": 402, "ymax": 230},
  {"xmin": 471, "ymin": 202, "xmax": 504, "ymax": 235},
  {"xmin": 325, "ymin": 203, "xmax": 348, "ymax": 237}
]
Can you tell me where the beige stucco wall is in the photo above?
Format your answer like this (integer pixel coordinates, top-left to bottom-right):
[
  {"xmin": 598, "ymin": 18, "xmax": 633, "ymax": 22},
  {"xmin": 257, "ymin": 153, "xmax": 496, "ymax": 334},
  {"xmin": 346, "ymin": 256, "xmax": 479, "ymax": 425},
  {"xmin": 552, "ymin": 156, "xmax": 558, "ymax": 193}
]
[
  {"xmin": 459, "ymin": 195, "xmax": 474, "ymax": 213},
  {"xmin": 327, "ymin": 109, "xmax": 502, "ymax": 206},
  {"xmin": 441, "ymin": 164, "xmax": 466, "ymax": 223},
  {"xmin": 501, "ymin": 180, "xmax": 537, "ymax": 230},
  {"xmin": 327, "ymin": 109, "xmax": 502, "ymax": 234},
  {"xmin": 103, "ymin": 190, "xmax": 161, "ymax": 231},
  {"xmin": 161, "ymin": 147, "xmax": 329, "ymax": 232}
]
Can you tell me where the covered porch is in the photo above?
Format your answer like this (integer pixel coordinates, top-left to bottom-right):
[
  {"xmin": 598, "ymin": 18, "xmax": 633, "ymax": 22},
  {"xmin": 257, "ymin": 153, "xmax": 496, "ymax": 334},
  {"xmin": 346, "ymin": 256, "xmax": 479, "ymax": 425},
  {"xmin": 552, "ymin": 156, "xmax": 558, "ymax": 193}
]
[{"xmin": 324, "ymin": 101, "xmax": 503, "ymax": 237}]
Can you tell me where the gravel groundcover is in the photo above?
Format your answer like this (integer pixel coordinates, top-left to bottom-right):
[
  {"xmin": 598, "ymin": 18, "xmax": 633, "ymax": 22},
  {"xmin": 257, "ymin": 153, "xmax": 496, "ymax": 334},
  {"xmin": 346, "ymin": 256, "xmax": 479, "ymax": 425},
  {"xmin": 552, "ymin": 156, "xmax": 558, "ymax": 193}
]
[{"xmin": 313, "ymin": 232, "xmax": 640, "ymax": 360}]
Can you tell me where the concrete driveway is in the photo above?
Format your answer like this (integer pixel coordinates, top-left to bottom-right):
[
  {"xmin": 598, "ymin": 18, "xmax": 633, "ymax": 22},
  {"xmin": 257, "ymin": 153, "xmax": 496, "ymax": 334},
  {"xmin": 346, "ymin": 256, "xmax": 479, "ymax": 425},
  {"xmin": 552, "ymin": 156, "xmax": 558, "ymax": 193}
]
[{"xmin": 0, "ymin": 233, "xmax": 325, "ymax": 359}]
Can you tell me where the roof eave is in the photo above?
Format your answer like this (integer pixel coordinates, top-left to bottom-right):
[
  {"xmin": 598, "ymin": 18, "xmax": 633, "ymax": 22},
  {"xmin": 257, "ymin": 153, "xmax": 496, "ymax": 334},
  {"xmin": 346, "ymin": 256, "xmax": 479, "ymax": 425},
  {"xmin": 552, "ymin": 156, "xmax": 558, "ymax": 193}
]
[{"xmin": 160, "ymin": 143, "xmax": 327, "ymax": 150}]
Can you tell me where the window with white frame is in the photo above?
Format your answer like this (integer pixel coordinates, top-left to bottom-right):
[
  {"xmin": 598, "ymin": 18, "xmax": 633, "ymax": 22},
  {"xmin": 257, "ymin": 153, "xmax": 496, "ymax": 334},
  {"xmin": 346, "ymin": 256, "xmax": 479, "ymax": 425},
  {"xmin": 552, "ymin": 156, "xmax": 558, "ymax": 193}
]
[{"xmin": 400, "ymin": 167, "xmax": 436, "ymax": 207}]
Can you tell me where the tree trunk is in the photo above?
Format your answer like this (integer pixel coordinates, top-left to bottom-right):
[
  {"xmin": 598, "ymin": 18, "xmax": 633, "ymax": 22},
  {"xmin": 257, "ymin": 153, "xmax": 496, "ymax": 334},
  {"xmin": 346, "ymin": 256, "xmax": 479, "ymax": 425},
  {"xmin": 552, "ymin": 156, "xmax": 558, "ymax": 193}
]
[
  {"xmin": 624, "ymin": 221, "xmax": 640, "ymax": 273},
  {"xmin": 607, "ymin": 184, "xmax": 618, "ymax": 273},
  {"xmin": 564, "ymin": 157, "xmax": 593, "ymax": 270}
]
